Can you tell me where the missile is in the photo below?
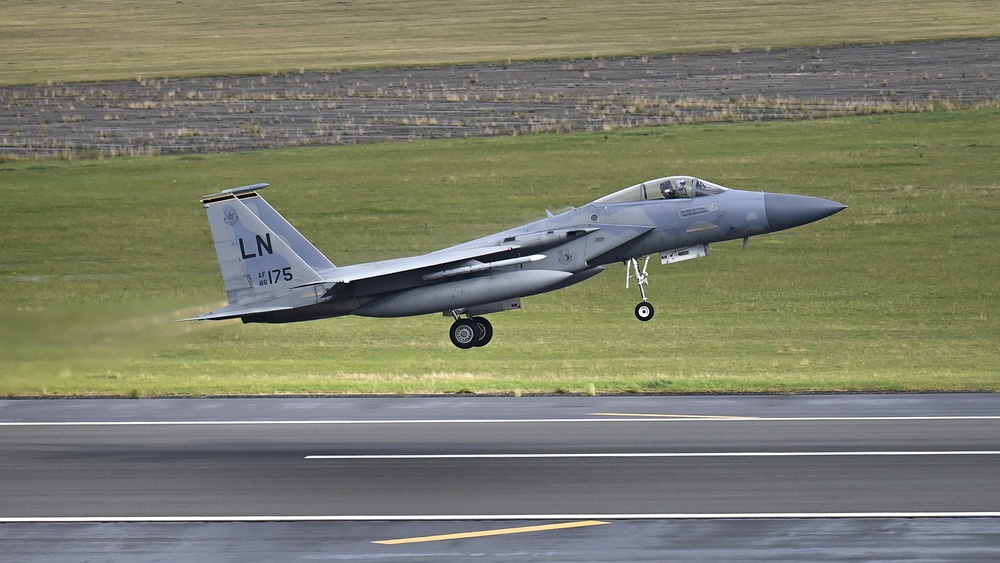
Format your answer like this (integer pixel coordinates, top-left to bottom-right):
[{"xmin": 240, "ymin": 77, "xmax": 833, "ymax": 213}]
[
  {"xmin": 498, "ymin": 228, "xmax": 597, "ymax": 251},
  {"xmin": 422, "ymin": 254, "xmax": 546, "ymax": 281}
]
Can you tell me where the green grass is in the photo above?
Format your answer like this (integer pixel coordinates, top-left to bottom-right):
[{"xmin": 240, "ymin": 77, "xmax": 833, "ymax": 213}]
[
  {"xmin": 4, "ymin": 0, "xmax": 1000, "ymax": 84},
  {"xmin": 2, "ymin": 109, "xmax": 998, "ymax": 396}
]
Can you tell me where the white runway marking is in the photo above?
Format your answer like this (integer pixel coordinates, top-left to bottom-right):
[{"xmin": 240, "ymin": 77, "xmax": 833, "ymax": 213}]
[
  {"xmin": 2, "ymin": 512, "xmax": 1000, "ymax": 523},
  {"xmin": 305, "ymin": 451, "xmax": 1000, "ymax": 460},
  {"xmin": 3, "ymin": 415, "xmax": 1000, "ymax": 426}
]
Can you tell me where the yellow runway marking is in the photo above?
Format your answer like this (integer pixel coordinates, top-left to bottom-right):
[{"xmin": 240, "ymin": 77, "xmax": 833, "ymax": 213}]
[
  {"xmin": 373, "ymin": 520, "xmax": 609, "ymax": 545},
  {"xmin": 592, "ymin": 412, "xmax": 757, "ymax": 420}
]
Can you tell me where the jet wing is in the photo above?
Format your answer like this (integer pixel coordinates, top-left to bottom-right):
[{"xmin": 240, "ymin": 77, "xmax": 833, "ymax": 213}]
[
  {"xmin": 319, "ymin": 244, "xmax": 523, "ymax": 285},
  {"xmin": 313, "ymin": 225, "xmax": 605, "ymax": 288}
]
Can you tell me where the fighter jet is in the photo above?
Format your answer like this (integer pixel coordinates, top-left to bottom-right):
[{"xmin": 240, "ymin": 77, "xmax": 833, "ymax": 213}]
[{"xmin": 190, "ymin": 176, "xmax": 845, "ymax": 348}]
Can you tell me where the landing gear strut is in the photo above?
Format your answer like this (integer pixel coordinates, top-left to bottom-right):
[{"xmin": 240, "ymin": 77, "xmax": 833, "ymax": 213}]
[
  {"xmin": 626, "ymin": 256, "xmax": 655, "ymax": 322},
  {"xmin": 448, "ymin": 314, "xmax": 494, "ymax": 349}
]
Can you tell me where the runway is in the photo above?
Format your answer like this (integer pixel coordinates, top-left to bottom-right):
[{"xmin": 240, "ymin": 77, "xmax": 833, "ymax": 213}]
[{"xmin": 1, "ymin": 394, "xmax": 999, "ymax": 560}]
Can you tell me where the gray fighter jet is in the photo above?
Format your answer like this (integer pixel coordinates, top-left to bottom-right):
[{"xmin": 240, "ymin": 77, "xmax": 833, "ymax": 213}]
[{"xmin": 190, "ymin": 176, "xmax": 845, "ymax": 348}]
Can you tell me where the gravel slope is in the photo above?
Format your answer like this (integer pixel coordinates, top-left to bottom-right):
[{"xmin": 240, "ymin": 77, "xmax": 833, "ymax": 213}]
[{"xmin": 1, "ymin": 39, "xmax": 997, "ymax": 158}]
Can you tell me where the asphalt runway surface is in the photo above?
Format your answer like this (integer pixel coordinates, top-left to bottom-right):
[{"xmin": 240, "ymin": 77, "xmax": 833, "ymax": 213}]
[{"xmin": 1, "ymin": 394, "xmax": 999, "ymax": 561}]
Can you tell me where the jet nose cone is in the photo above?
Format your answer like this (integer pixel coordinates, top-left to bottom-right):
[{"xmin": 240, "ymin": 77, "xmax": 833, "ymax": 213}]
[{"xmin": 764, "ymin": 193, "xmax": 847, "ymax": 233}]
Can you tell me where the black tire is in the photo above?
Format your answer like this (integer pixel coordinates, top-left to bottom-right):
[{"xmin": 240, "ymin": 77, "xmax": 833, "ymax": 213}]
[
  {"xmin": 449, "ymin": 319, "xmax": 478, "ymax": 349},
  {"xmin": 634, "ymin": 302, "xmax": 654, "ymax": 322},
  {"xmin": 472, "ymin": 316, "xmax": 493, "ymax": 347}
]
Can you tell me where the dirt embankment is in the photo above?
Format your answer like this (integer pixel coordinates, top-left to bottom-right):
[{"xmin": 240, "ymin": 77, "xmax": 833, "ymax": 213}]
[{"xmin": 1, "ymin": 39, "xmax": 997, "ymax": 158}]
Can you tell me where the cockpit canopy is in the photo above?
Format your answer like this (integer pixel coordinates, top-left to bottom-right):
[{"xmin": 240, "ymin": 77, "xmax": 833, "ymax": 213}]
[{"xmin": 592, "ymin": 176, "xmax": 729, "ymax": 204}]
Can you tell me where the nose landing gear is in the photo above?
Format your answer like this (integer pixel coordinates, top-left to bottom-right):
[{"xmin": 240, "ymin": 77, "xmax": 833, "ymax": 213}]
[{"xmin": 626, "ymin": 256, "xmax": 655, "ymax": 321}]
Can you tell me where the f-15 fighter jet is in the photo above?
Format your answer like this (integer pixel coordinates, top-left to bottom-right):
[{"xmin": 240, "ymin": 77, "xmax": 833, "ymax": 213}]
[{"xmin": 190, "ymin": 176, "xmax": 845, "ymax": 348}]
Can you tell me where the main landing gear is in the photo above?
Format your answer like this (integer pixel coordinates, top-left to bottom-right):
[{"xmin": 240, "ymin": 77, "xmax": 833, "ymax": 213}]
[
  {"xmin": 448, "ymin": 314, "xmax": 494, "ymax": 349},
  {"xmin": 626, "ymin": 256, "xmax": 655, "ymax": 322}
]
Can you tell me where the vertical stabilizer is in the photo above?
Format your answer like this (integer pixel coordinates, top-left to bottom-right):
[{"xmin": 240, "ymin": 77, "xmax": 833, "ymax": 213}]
[
  {"xmin": 201, "ymin": 184, "xmax": 327, "ymax": 307},
  {"xmin": 239, "ymin": 193, "xmax": 336, "ymax": 273}
]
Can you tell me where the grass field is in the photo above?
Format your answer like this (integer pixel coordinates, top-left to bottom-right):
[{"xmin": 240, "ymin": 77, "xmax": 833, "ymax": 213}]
[
  {"xmin": 2, "ymin": 109, "xmax": 998, "ymax": 396},
  {"xmin": 4, "ymin": 0, "xmax": 1000, "ymax": 85}
]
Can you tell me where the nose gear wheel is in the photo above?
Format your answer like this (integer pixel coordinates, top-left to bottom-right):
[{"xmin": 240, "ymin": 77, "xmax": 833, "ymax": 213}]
[{"xmin": 634, "ymin": 301, "xmax": 654, "ymax": 321}]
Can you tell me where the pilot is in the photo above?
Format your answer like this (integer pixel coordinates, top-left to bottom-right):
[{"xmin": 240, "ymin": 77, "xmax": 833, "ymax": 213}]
[
  {"xmin": 674, "ymin": 179, "xmax": 689, "ymax": 198},
  {"xmin": 660, "ymin": 180, "xmax": 674, "ymax": 199}
]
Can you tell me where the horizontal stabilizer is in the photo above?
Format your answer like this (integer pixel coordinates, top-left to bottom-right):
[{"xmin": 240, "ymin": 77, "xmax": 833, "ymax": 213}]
[{"xmin": 181, "ymin": 303, "xmax": 293, "ymax": 321}]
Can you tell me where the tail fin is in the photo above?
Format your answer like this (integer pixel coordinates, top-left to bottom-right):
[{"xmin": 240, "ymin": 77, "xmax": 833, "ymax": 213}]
[
  {"xmin": 237, "ymin": 190, "xmax": 336, "ymax": 273},
  {"xmin": 200, "ymin": 184, "xmax": 331, "ymax": 311}
]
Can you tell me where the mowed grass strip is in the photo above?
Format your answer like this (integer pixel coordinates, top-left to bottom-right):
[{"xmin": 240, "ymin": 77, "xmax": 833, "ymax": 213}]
[
  {"xmin": 1, "ymin": 109, "xmax": 998, "ymax": 396},
  {"xmin": 4, "ymin": 0, "xmax": 1000, "ymax": 84}
]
